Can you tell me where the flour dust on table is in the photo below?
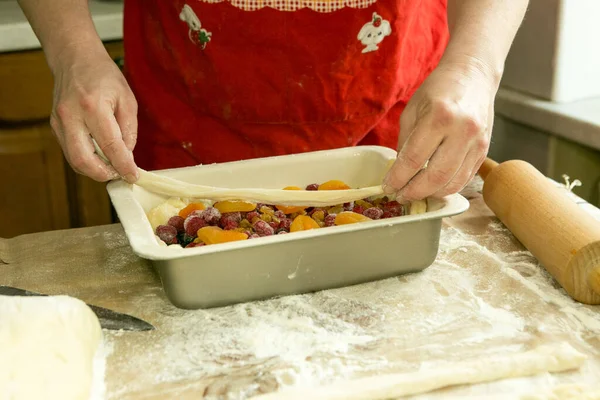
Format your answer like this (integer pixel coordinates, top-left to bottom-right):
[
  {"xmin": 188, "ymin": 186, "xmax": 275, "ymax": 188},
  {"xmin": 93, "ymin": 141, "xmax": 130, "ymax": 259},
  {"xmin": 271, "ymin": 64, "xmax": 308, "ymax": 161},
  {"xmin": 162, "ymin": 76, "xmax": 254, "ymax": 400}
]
[{"xmin": 103, "ymin": 179, "xmax": 600, "ymax": 399}]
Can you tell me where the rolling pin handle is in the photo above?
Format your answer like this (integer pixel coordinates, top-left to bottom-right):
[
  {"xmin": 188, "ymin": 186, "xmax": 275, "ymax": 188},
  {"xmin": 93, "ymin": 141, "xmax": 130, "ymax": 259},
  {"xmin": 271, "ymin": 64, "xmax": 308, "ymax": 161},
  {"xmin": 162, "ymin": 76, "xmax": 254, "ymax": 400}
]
[{"xmin": 478, "ymin": 158, "xmax": 499, "ymax": 180}]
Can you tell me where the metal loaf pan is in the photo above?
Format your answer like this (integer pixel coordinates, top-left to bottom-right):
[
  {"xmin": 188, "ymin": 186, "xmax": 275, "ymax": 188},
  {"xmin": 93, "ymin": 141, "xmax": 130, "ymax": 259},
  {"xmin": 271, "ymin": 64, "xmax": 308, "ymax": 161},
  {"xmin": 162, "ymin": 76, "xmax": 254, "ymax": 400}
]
[{"xmin": 107, "ymin": 146, "xmax": 469, "ymax": 309}]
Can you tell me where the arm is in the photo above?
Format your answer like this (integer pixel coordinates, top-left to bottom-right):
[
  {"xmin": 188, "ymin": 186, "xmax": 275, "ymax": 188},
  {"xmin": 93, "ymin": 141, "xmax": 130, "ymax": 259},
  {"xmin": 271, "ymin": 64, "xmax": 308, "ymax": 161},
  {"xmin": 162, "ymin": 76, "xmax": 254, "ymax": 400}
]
[
  {"xmin": 17, "ymin": 0, "xmax": 139, "ymax": 183},
  {"xmin": 383, "ymin": 0, "xmax": 528, "ymax": 202},
  {"xmin": 443, "ymin": 0, "xmax": 529, "ymax": 88}
]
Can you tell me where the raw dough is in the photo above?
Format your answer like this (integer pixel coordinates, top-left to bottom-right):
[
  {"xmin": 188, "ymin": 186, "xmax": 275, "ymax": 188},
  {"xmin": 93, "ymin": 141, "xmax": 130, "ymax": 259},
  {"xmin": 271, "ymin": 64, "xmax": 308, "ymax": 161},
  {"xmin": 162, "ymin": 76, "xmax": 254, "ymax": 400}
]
[
  {"xmin": 0, "ymin": 295, "xmax": 104, "ymax": 400},
  {"xmin": 409, "ymin": 199, "xmax": 427, "ymax": 215},
  {"xmin": 249, "ymin": 342, "xmax": 586, "ymax": 400},
  {"xmin": 136, "ymin": 169, "xmax": 385, "ymax": 207}
]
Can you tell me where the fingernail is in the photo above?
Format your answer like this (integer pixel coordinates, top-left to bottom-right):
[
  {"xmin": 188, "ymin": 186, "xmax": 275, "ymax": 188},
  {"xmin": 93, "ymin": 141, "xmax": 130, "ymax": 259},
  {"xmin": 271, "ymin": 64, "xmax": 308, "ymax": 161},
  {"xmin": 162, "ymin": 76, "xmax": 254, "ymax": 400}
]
[
  {"xmin": 382, "ymin": 183, "xmax": 396, "ymax": 194},
  {"xmin": 396, "ymin": 192, "xmax": 407, "ymax": 205},
  {"xmin": 125, "ymin": 173, "xmax": 138, "ymax": 183}
]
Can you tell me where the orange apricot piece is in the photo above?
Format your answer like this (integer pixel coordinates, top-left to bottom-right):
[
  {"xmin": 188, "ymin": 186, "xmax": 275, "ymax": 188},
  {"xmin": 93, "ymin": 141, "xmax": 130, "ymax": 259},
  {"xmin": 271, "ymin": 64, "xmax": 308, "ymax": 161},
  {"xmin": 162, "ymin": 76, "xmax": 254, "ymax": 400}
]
[
  {"xmin": 276, "ymin": 186, "xmax": 307, "ymax": 215},
  {"xmin": 213, "ymin": 200, "xmax": 257, "ymax": 213},
  {"xmin": 178, "ymin": 202, "xmax": 206, "ymax": 219},
  {"xmin": 290, "ymin": 215, "xmax": 321, "ymax": 232},
  {"xmin": 334, "ymin": 211, "xmax": 372, "ymax": 225},
  {"xmin": 318, "ymin": 180, "xmax": 351, "ymax": 190},
  {"xmin": 196, "ymin": 226, "xmax": 248, "ymax": 245}
]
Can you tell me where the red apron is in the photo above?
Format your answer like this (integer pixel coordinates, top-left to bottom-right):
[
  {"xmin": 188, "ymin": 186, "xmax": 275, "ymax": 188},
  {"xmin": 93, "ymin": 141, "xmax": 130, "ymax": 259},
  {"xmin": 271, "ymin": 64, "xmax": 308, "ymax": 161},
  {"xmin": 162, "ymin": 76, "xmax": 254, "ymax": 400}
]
[{"xmin": 123, "ymin": 0, "xmax": 448, "ymax": 171}]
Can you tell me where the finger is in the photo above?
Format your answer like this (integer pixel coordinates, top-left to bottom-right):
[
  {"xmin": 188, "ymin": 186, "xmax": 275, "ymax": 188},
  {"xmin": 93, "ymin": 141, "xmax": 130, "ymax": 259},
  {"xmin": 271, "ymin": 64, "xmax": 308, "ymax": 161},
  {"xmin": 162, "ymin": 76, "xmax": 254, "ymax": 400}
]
[
  {"xmin": 396, "ymin": 135, "xmax": 470, "ymax": 202},
  {"xmin": 115, "ymin": 94, "xmax": 138, "ymax": 152},
  {"xmin": 431, "ymin": 148, "xmax": 481, "ymax": 198},
  {"xmin": 86, "ymin": 102, "xmax": 139, "ymax": 183},
  {"xmin": 383, "ymin": 113, "xmax": 442, "ymax": 193},
  {"xmin": 63, "ymin": 124, "xmax": 120, "ymax": 181}
]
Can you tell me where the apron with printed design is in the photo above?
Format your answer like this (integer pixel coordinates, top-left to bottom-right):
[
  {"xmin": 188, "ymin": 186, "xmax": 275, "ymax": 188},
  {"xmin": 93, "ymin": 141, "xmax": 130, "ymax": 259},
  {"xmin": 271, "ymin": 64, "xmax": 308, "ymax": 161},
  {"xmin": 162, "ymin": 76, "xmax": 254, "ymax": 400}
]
[{"xmin": 123, "ymin": 0, "xmax": 448, "ymax": 170}]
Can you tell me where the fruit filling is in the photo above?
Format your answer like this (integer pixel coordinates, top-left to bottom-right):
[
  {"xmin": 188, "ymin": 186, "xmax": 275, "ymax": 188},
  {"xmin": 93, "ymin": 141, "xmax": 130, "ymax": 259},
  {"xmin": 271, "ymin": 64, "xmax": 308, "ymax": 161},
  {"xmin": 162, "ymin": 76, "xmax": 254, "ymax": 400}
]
[{"xmin": 150, "ymin": 180, "xmax": 412, "ymax": 248}]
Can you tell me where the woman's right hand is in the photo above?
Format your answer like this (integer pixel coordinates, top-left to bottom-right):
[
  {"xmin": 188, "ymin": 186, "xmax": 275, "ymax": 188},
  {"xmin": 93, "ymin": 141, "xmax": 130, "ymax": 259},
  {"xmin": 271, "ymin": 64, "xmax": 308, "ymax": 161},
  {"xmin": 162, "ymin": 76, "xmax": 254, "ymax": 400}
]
[{"xmin": 49, "ymin": 48, "xmax": 139, "ymax": 183}]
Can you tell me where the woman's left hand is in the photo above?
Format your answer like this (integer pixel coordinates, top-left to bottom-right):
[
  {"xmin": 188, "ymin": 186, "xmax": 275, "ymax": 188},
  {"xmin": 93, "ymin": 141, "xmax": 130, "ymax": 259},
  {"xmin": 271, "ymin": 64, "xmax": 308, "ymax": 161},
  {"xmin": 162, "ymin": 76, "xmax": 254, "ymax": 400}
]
[{"xmin": 383, "ymin": 59, "xmax": 498, "ymax": 203}]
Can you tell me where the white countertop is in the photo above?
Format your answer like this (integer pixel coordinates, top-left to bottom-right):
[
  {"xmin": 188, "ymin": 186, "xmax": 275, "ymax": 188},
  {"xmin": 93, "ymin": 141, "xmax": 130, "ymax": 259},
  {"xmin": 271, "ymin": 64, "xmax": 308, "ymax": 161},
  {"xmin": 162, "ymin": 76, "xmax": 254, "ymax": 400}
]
[
  {"xmin": 0, "ymin": 0, "xmax": 123, "ymax": 53},
  {"xmin": 496, "ymin": 87, "xmax": 600, "ymax": 152}
]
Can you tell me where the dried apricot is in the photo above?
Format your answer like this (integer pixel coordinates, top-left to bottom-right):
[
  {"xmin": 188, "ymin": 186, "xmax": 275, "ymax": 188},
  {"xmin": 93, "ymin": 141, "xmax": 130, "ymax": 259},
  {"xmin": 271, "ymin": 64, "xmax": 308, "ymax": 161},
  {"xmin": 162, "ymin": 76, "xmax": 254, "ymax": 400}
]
[
  {"xmin": 318, "ymin": 180, "xmax": 351, "ymax": 191},
  {"xmin": 178, "ymin": 202, "xmax": 206, "ymax": 219},
  {"xmin": 334, "ymin": 211, "xmax": 372, "ymax": 225},
  {"xmin": 276, "ymin": 186, "xmax": 307, "ymax": 214},
  {"xmin": 196, "ymin": 226, "xmax": 248, "ymax": 245},
  {"xmin": 213, "ymin": 200, "xmax": 257, "ymax": 213},
  {"xmin": 290, "ymin": 215, "xmax": 321, "ymax": 232}
]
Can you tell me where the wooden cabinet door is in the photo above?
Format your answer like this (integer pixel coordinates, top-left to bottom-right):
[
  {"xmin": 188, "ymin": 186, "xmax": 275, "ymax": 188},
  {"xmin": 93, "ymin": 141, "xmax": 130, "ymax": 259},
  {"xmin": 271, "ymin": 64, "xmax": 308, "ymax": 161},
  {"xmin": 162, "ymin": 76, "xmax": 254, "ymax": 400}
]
[
  {"xmin": 0, "ymin": 41, "xmax": 125, "ymax": 237},
  {"xmin": 0, "ymin": 123, "xmax": 70, "ymax": 237}
]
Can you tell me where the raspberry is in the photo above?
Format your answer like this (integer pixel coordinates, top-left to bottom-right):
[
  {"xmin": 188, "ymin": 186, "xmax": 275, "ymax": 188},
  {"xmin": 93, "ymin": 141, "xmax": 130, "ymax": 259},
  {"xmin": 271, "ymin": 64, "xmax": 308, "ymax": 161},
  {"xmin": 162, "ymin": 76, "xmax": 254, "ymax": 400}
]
[
  {"xmin": 343, "ymin": 202, "xmax": 354, "ymax": 211},
  {"xmin": 184, "ymin": 216, "xmax": 207, "ymax": 237},
  {"xmin": 353, "ymin": 205, "xmax": 365, "ymax": 215},
  {"xmin": 156, "ymin": 224, "xmax": 177, "ymax": 244},
  {"xmin": 246, "ymin": 211, "xmax": 259, "ymax": 221},
  {"xmin": 383, "ymin": 201, "xmax": 403, "ymax": 217},
  {"xmin": 254, "ymin": 220, "xmax": 274, "ymax": 236},
  {"xmin": 274, "ymin": 210, "xmax": 286, "ymax": 219},
  {"xmin": 276, "ymin": 230, "xmax": 288, "ymax": 235},
  {"xmin": 186, "ymin": 241, "xmax": 205, "ymax": 248},
  {"xmin": 222, "ymin": 212, "xmax": 242, "ymax": 223},
  {"xmin": 268, "ymin": 221, "xmax": 279, "ymax": 230},
  {"xmin": 324, "ymin": 214, "xmax": 336, "ymax": 227},
  {"xmin": 279, "ymin": 218, "xmax": 292, "ymax": 231},
  {"xmin": 381, "ymin": 211, "xmax": 393, "ymax": 219},
  {"xmin": 222, "ymin": 220, "xmax": 239, "ymax": 230},
  {"xmin": 248, "ymin": 233, "xmax": 261, "ymax": 239},
  {"xmin": 305, "ymin": 183, "xmax": 319, "ymax": 191},
  {"xmin": 363, "ymin": 207, "xmax": 384, "ymax": 220},
  {"xmin": 201, "ymin": 207, "xmax": 221, "ymax": 225},
  {"xmin": 168, "ymin": 216, "xmax": 185, "ymax": 233}
]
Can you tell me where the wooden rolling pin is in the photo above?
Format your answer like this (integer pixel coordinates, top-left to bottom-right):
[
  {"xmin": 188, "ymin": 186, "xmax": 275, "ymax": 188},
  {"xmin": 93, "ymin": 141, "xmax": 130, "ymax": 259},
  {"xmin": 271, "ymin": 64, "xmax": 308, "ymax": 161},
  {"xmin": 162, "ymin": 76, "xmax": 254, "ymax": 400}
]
[{"xmin": 478, "ymin": 158, "xmax": 600, "ymax": 305}]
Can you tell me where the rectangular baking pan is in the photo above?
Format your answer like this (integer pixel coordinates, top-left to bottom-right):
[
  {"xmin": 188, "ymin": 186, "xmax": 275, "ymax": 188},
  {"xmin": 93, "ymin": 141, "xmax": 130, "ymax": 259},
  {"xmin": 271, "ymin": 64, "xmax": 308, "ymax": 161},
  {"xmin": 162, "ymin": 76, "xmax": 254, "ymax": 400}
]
[{"xmin": 107, "ymin": 146, "xmax": 469, "ymax": 309}]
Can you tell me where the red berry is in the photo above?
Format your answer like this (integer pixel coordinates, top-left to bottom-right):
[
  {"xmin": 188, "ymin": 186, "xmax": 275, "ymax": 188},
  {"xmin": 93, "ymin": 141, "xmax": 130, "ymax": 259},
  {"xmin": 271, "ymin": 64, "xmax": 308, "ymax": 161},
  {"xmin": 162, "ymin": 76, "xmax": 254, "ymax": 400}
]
[
  {"xmin": 268, "ymin": 221, "xmax": 279, "ymax": 230},
  {"xmin": 247, "ymin": 211, "xmax": 260, "ymax": 221},
  {"xmin": 373, "ymin": 18, "xmax": 381, "ymax": 27},
  {"xmin": 274, "ymin": 210, "xmax": 286, "ymax": 219},
  {"xmin": 381, "ymin": 211, "xmax": 393, "ymax": 219},
  {"xmin": 222, "ymin": 220, "xmax": 238, "ymax": 230},
  {"xmin": 324, "ymin": 214, "xmax": 336, "ymax": 227},
  {"xmin": 253, "ymin": 220, "xmax": 274, "ymax": 236},
  {"xmin": 168, "ymin": 216, "xmax": 185, "ymax": 233},
  {"xmin": 186, "ymin": 241, "xmax": 205, "ymax": 248},
  {"xmin": 220, "ymin": 212, "xmax": 242, "ymax": 229},
  {"xmin": 276, "ymin": 230, "xmax": 288, "ymax": 235},
  {"xmin": 305, "ymin": 183, "xmax": 319, "ymax": 191},
  {"xmin": 364, "ymin": 207, "xmax": 384, "ymax": 220},
  {"xmin": 279, "ymin": 218, "xmax": 292, "ymax": 231},
  {"xmin": 201, "ymin": 207, "xmax": 221, "ymax": 225},
  {"xmin": 184, "ymin": 216, "xmax": 207, "ymax": 236},
  {"xmin": 343, "ymin": 202, "xmax": 354, "ymax": 211},
  {"xmin": 353, "ymin": 205, "xmax": 365, "ymax": 215},
  {"xmin": 156, "ymin": 224, "xmax": 177, "ymax": 244},
  {"xmin": 382, "ymin": 201, "xmax": 403, "ymax": 217}
]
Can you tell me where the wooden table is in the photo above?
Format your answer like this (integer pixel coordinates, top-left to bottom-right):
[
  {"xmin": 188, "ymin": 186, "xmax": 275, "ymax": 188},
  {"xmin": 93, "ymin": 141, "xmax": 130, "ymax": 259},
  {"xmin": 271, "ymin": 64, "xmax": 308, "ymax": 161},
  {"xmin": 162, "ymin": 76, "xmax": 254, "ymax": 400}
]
[{"xmin": 2, "ymin": 180, "xmax": 600, "ymax": 399}]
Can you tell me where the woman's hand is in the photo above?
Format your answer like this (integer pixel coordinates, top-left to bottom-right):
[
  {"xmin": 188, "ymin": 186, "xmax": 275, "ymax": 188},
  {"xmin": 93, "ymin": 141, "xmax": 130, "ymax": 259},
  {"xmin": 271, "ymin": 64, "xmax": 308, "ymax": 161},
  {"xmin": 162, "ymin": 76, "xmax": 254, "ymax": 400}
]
[
  {"xmin": 383, "ymin": 59, "xmax": 497, "ymax": 202},
  {"xmin": 50, "ymin": 49, "xmax": 139, "ymax": 183}
]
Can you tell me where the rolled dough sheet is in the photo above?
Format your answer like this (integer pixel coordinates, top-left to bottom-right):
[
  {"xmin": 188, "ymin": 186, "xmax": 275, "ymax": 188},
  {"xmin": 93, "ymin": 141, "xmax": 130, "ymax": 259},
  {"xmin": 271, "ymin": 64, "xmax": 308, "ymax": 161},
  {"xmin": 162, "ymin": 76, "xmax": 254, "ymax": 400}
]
[
  {"xmin": 249, "ymin": 342, "xmax": 587, "ymax": 400},
  {"xmin": 135, "ymin": 169, "xmax": 384, "ymax": 207},
  {"xmin": 0, "ymin": 295, "xmax": 104, "ymax": 400}
]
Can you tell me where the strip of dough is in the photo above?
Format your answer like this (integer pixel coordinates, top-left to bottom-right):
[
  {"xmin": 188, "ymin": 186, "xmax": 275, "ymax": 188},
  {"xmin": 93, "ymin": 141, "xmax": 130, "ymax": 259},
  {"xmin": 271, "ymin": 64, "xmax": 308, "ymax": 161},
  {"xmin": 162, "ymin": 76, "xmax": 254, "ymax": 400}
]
[
  {"xmin": 249, "ymin": 342, "xmax": 586, "ymax": 400},
  {"xmin": 135, "ymin": 169, "xmax": 384, "ymax": 207},
  {"xmin": 0, "ymin": 295, "xmax": 104, "ymax": 400}
]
